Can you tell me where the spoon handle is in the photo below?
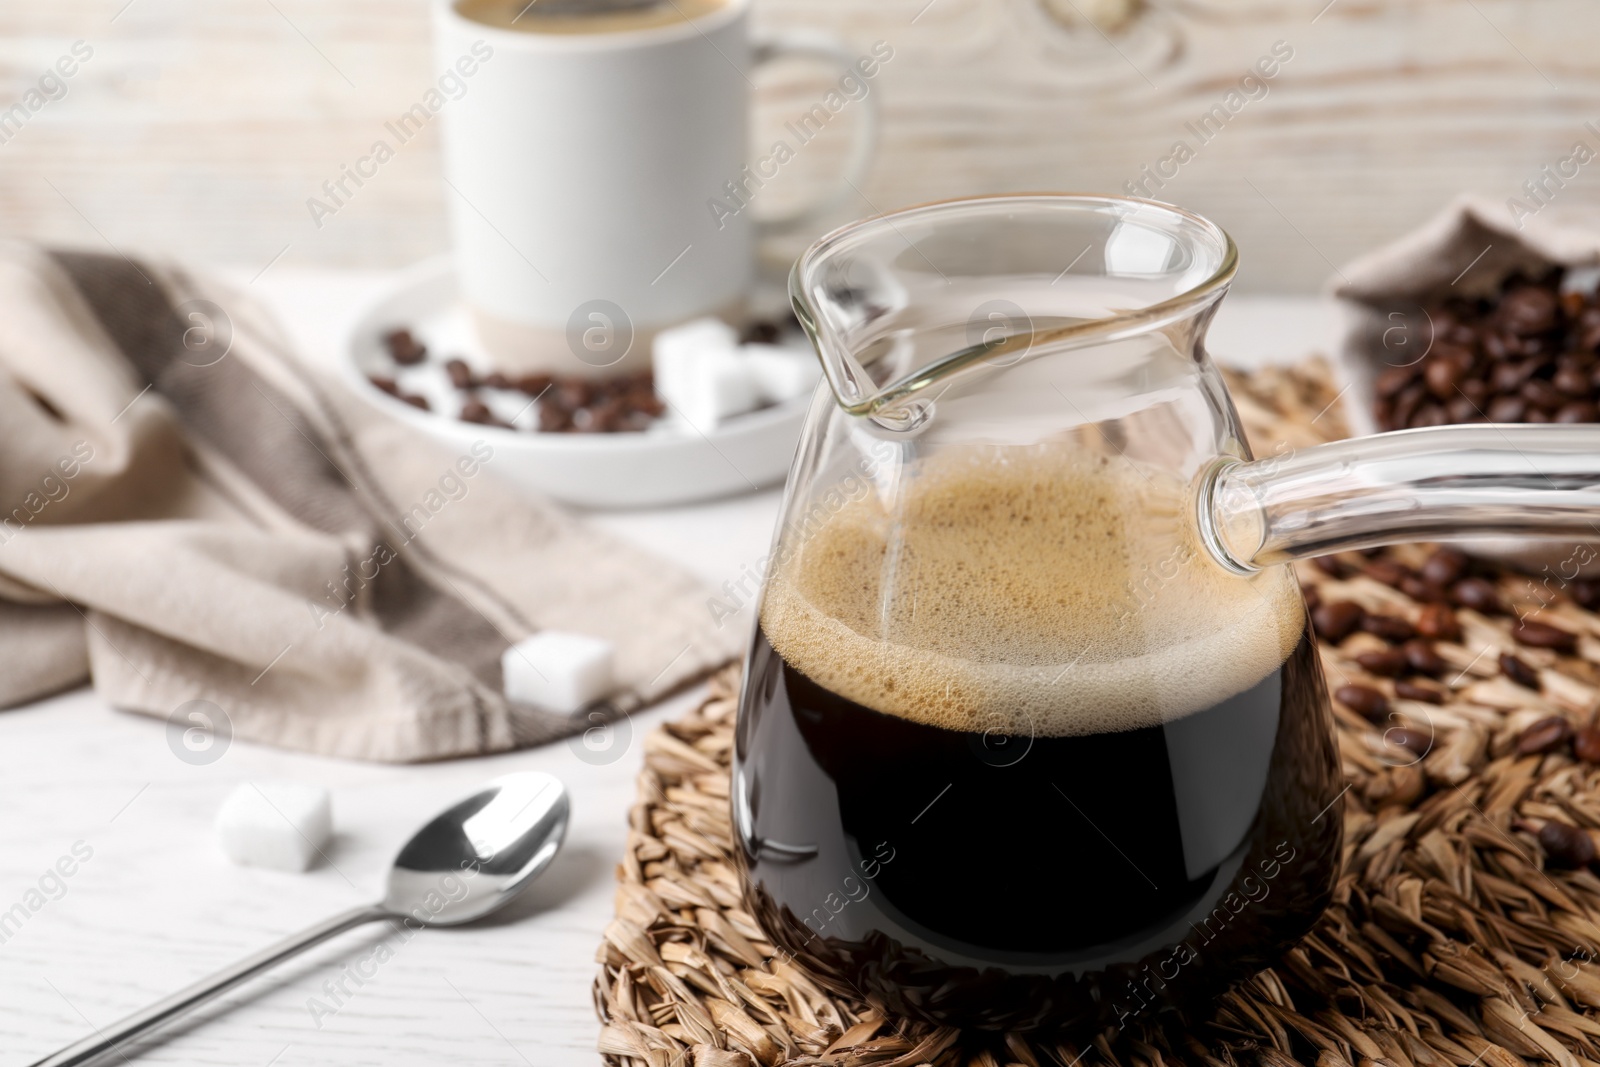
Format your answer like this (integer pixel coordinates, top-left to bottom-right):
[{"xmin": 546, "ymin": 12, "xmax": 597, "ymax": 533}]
[{"xmin": 29, "ymin": 903, "xmax": 390, "ymax": 1067}]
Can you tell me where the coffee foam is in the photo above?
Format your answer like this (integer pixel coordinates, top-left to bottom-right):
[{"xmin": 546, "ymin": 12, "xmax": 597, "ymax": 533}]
[{"xmin": 760, "ymin": 445, "xmax": 1305, "ymax": 737}]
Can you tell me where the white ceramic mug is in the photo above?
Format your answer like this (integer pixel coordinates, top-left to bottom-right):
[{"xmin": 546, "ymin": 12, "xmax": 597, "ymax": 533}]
[{"xmin": 433, "ymin": 0, "xmax": 881, "ymax": 376}]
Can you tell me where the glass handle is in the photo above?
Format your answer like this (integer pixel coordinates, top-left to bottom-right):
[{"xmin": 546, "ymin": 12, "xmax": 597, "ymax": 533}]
[{"xmin": 1199, "ymin": 425, "xmax": 1600, "ymax": 572}]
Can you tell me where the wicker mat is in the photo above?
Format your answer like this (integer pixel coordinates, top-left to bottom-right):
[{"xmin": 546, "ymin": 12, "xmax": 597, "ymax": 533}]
[{"xmin": 594, "ymin": 359, "xmax": 1600, "ymax": 1067}]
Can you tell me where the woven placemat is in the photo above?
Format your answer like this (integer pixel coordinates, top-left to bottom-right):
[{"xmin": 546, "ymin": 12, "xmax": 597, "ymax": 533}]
[{"xmin": 594, "ymin": 359, "xmax": 1600, "ymax": 1067}]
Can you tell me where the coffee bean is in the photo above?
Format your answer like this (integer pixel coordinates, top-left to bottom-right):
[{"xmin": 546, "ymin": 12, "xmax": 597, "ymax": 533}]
[
  {"xmin": 1312, "ymin": 600, "xmax": 1364, "ymax": 643},
  {"xmin": 1402, "ymin": 639, "xmax": 1447, "ymax": 677},
  {"xmin": 1355, "ymin": 648, "xmax": 1408, "ymax": 677},
  {"xmin": 1573, "ymin": 579, "xmax": 1600, "ymax": 611},
  {"xmin": 459, "ymin": 398, "xmax": 494, "ymax": 424},
  {"xmin": 444, "ymin": 358, "xmax": 475, "ymax": 390},
  {"xmin": 1491, "ymin": 358, "xmax": 1539, "ymax": 393},
  {"xmin": 1517, "ymin": 715, "xmax": 1574, "ymax": 755},
  {"xmin": 1410, "ymin": 404, "xmax": 1449, "ymax": 428},
  {"xmin": 1554, "ymin": 365, "xmax": 1593, "ymax": 397},
  {"xmin": 1498, "ymin": 284, "xmax": 1560, "ymax": 336},
  {"xmin": 1360, "ymin": 613, "xmax": 1417, "ymax": 643},
  {"xmin": 1335, "ymin": 684, "xmax": 1390, "ymax": 722},
  {"xmin": 1311, "ymin": 555, "xmax": 1346, "ymax": 579},
  {"xmin": 1575, "ymin": 727, "xmax": 1600, "ymax": 764},
  {"xmin": 400, "ymin": 394, "xmax": 429, "ymax": 411},
  {"xmin": 1460, "ymin": 376, "xmax": 1490, "ymax": 404},
  {"xmin": 1302, "ymin": 584, "xmax": 1321, "ymax": 612},
  {"xmin": 1400, "ymin": 576, "xmax": 1449, "ymax": 604},
  {"xmin": 516, "ymin": 373, "xmax": 555, "ymax": 396},
  {"xmin": 1500, "ymin": 652, "xmax": 1542, "ymax": 690},
  {"xmin": 1416, "ymin": 603, "xmax": 1463, "ymax": 642},
  {"xmin": 1515, "ymin": 619, "xmax": 1579, "ymax": 654},
  {"xmin": 1485, "ymin": 394, "xmax": 1525, "ymax": 422},
  {"xmin": 1523, "ymin": 378, "xmax": 1566, "ymax": 412},
  {"xmin": 482, "ymin": 371, "xmax": 512, "ymax": 391},
  {"xmin": 1527, "ymin": 407, "xmax": 1553, "ymax": 422},
  {"xmin": 556, "ymin": 380, "xmax": 593, "ymax": 410},
  {"xmin": 1446, "ymin": 395, "xmax": 1481, "ymax": 423},
  {"xmin": 1451, "ymin": 577, "xmax": 1504, "ymax": 614},
  {"xmin": 1392, "ymin": 382, "xmax": 1427, "ymax": 428},
  {"xmin": 1424, "ymin": 357, "xmax": 1465, "ymax": 400},
  {"xmin": 1374, "ymin": 365, "xmax": 1418, "ymax": 398},
  {"xmin": 1539, "ymin": 820, "xmax": 1596, "ymax": 868},
  {"xmin": 382, "ymin": 328, "xmax": 427, "ymax": 365},
  {"xmin": 538, "ymin": 403, "xmax": 572, "ymax": 432},
  {"xmin": 741, "ymin": 319, "xmax": 783, "ymax": 345},
  {"xmin": 1395, "ymin": 679, "xmax": 1445, "ymax": 704},
  {"xmin": 368, "ymin": 375, "xmax": 399, "ymax": 396},
  {"xmin": 1385, "ymin": 726, "xmax": 1434, "ymax": 756},
  {"xmin": 1563, "ymin": 290, "xmax": 1588, "ymax": 319},
  {"xmin": 1363, "ymin": 559, "xmax": 1412, "ymax": 588},
  {"xmin": 1421, "ymin": 547, "xmax": 1469, "ymax": 587},
  {"xmin": 1556, "ymin": 401, "xmax": 1600, "ymax": 423}
]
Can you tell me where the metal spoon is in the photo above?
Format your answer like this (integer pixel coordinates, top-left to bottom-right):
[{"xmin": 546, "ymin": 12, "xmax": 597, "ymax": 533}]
[{"xmin": 31, "ymin": 771, "xmax": 570, "ymax": 1067}]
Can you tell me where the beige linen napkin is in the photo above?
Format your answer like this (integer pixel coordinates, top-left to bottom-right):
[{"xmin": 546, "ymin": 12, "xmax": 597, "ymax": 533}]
[{"xmin": 0, "ymin": 245, "xmax": 741, "ymax": 760}]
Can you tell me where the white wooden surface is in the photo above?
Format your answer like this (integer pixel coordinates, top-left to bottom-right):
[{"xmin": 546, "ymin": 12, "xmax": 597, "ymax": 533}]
[
  {"xmin": 1, "ymin": 0, "xmax": 1599, "ymax": 291},
  {"xmin": 0, "ymin": 278, "xmax": 1332, "ymax": 1067}
]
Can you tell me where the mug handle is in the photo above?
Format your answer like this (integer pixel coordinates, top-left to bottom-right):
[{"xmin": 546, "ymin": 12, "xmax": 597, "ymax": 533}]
[{"xmin": 748, "ymin": 31, "xmax": 881, "ymax": 233}]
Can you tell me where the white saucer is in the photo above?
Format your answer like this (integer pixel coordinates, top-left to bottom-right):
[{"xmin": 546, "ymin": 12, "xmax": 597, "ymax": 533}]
[{"xmin": 337, "ymin": 259, "xmax": 810, "ymax": 509}]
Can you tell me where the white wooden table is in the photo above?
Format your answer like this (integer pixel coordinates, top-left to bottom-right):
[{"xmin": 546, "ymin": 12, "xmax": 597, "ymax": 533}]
[{"xmin": 0, "ymin": 278, "xmax": 1338, "ymax": 1067}]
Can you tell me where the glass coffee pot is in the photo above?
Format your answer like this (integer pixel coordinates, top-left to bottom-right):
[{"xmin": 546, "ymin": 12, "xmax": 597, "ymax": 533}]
[{"xmin": 732, "ymin": 194, "xmax": 1600, "ymax": 1033}]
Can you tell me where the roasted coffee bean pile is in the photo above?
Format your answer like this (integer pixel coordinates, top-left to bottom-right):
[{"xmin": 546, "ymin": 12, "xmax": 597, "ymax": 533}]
[
  {"xmin": 1309, "ymin": 545, "xmax": 1593, "ymax": 724},
  {"xmin": 1375, "ymin": 269, "xmax": 1600, "ymax": 430}
]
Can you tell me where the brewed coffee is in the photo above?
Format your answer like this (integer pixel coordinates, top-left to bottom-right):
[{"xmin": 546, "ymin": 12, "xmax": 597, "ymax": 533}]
[{"xmin": 734, "ymin": 446, "xmax": 1341, "ymax": 1031}]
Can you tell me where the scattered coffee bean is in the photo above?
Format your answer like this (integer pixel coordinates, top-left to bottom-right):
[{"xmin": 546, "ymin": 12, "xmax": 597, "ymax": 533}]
[
  {"xmin": 1517, "ymin": 715, "xmax": 1573, "ymax": 755},
  {"xmin": 1360, "ymin": 613, "xmax": 1416, "ymax": 643},
  {"xmin": 1514, "ymin": 619, "xmax": 1579, "ymax": 654},
  {"xmin": 1395, "ymin": 679, "xmax": 1445, "ymax": 704},
  {"xmin": 516, "ymin": 373, "xmax": 554, "ymax": 396},
  {"xmin": 1573, "ymin": 579, "xmax": 1600, "ymax": 611},
  {"xmin": 482, "ymin": 370, "xmax": 512, "ymax": 390},
  {"xmin": 1575, "ymin": 726, "xmax": 1600, "ymax": 764},
  {"xmin": 460, "ymin": 398, "xmax": 495, "ymax": 424},
  {"xmin": 1415, "ymin": 603, "xmax": 1463, "ymax": 642},
  {"xmin": 1500, "ymin": 652, "xmax": 1542, "ymax": 690},
  {"xmin": 1420, "ymin": 547, "xmax": 1469, "ymax": 587},
  {"xmin": 368, "ymin": 375, "xmax": 399, "ymax": 396},
  {"xmin": 400, "ymin": 394, "xmax": 429, "ymax": 410},
  {"xmin": 1399, "ymin": 576, "xmax": 1449, "ymax": 604},
  {"xmin": 1538, "ymin": 820, "xmax": 1596, "ymax": 868},
  {"xmin": 1451, "ymin": 577, "xmax": 1503, "ymax": 615},
  {"xmin": 382, "ymin": 328, "xmax": 427, "ymax": 365},
  {"xmin": 1385, "ymin": 726, "xmax": 1434, "ymax": 756},
  {"xmin": 1401, "ymin": 639, "xmax": 1447, "ymax": 678},
  {"xmin": 1311, "ymin": 600, "xmax": 1364, "ymax": 643},
  {"xmin": 1355, "ymin": 648, "xmax": 1408, "ymax": 677},
  {"xmin": 1311, "ymin": 555, "xmax": 1346, "ymax": 579},
  {"xmin": 1301, "ymin": 584, "xmax": 1321, "ymax": 612},
  {"xmin": 445, "ymin": 358, "xmax": 475, "ymax": 391},
  {"xmin": 1335, "ymin": 684, "xmax": 1390, "ymax": 722},
  {"xmin": 741, "ymin": 319, "xmax": 783, "ymax": 345},
  {"xmin": 1557, "ymin": 400, "xmax": 1600, "ymax": 423},
  {"xmin": 1363, "ymin": 559, "xmax": 1412, "ymax": 588}
]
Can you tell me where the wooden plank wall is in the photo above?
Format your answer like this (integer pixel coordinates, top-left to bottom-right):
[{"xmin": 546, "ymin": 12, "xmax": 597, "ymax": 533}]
[{"xmin": 0, "ymin": 0, "xmax": 1595, "ymax": 291}]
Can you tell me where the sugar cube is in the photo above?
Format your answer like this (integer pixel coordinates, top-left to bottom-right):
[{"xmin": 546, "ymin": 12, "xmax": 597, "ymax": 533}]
[
  {"xmin": 652, "ymin": 318, "xmax": 761, "ymax": 431},
  {"xmin": 216, "ymin": 781, "xmax": 332, "ymax": 873},
  {"xmin": 742, "ymin": 343, "xmax": 821, "ymax": 403},
  {"xmin": 502, "ymin": 631, "xmax": 616, "ymax": 714}
]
